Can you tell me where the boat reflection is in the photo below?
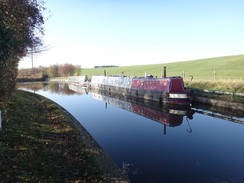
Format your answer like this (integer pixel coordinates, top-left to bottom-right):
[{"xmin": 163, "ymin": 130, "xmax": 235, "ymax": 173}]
[
  {"xmin": 88, "ymin": 87, "xmax": 244, "ymax": 127},
  {"xmin": 91, "ymin": 90, "xmax": 193, "ymax": 134},
  {"xmin": 68, "ymin": 84, "xmax": 88, "ymax": 95},
  {"xmin": 17, "ymin": 82, "xmax": 243, "ymax": 127}
]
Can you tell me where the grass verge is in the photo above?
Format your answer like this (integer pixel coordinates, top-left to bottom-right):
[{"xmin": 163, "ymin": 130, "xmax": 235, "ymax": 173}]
[
  {"xmin": 0, "ymin": 90, "xmax": 106, "ymax": 182},
  {"xmin": 185, "ymin": 80, "xmax": 244, "ymax": 93}
]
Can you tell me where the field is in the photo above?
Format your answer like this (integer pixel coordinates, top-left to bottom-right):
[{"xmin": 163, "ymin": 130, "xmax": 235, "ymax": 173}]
[
  {"xmin": 81, "ymin": 55, "xmax": 243, "ymax": 80},
  {"xmin": 80, "ymin": 55, "xmax": 244, "ymax": 92}
]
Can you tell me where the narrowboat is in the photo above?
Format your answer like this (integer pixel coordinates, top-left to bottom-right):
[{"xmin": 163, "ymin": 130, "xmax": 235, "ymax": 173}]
[{"xmin": 89, "ymin": 75, "xmax": 191, "ymax": 105}]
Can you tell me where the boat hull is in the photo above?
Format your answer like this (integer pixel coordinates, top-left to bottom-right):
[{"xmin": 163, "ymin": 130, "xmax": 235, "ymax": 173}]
[
  {"xmin": 66, "ymin": 75, "xmax": 191, "ymax": 105},
  {"xmin": 89, "ymin": 77, "xmax": 191, "ymax": 105}
]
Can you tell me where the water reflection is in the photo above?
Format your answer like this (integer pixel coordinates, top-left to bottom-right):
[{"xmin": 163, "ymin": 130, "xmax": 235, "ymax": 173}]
[
  {"xmin": 17, "ymin": 82, "xmax": 79, "ymax": 95},
  {"xmin": 17, "ymin": 81, "xmax": 244, "ymax": 127},
  {"xmin": 17, "ymin": 81, "xmax": 49, "ymax": 92},
  {"xmin": 87, "ymin": 85, "xmax": 244, "ymax": 130},
  {"xmin": 192, "ymin": 103, "xmax": 244, "ymax": 124},
  {"xmin": 68, "ymin": 84, "xmax": 88, "ymax": 95},
  {"xmin": 92, "ymin": 92, "xmax": 193, "ymax": 134}
]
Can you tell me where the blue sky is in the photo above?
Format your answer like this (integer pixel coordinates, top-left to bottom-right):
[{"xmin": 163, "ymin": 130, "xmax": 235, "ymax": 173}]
[{"xmin": 19, "ymin": 0, "xmax": 244, "ymax": 68}]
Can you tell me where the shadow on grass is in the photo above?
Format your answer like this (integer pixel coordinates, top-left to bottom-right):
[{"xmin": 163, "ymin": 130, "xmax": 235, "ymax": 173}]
[{"xmin": 0, "ymin": 90, "xmax": 105, "ymax": 182}]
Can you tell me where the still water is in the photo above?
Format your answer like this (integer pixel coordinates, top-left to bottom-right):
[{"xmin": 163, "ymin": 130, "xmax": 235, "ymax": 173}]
[{"xmin": 17, "ymin": 82, "xmax": 244, "ymax": 183}]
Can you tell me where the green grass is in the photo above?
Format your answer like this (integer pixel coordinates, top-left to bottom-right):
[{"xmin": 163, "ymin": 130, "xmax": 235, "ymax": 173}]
[
  {"xmin": 0, "ymin": 90, "xmax": 106, "ymax": 182},
  {"xmin": 79, "ymin": 55, "xmax": 244, "ymax": 93},
  {"xmin": 81, "ymin": 55, "xmax": 244, "ymax": 81},
  {"xmin": 185, "ymin": 80, "xmax": 244, "ymax": 93}
]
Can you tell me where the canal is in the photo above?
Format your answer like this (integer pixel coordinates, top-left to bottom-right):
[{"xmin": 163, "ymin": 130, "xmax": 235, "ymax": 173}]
[{"xmin": 17, "ymin": 81, "xmax": 244, "ymax": 183}]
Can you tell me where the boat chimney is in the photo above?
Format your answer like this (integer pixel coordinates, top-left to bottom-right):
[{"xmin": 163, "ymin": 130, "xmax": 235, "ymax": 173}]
[{"xmin": 163, "ymin": 67, "xmax": 166, "ymax": 77}]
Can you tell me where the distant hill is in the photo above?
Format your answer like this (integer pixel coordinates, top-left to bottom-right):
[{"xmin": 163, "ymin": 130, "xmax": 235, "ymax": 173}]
[{"xmin": 82, "ymin": 55, "xmax": 244, "ymax": 81}]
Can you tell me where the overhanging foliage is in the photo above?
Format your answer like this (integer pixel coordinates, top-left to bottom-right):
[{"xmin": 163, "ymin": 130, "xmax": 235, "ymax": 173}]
[{"xmin": 0, "ymin": 0, "xmax": 45, "ymax": 104}]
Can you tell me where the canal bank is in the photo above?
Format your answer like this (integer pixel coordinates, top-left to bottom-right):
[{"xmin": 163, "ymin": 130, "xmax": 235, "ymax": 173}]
[
  {"xmin": 189, "ymin": 88, "xmax": 244, "ymax": 110},
  {"xmin": 54, "ymin": 97, "xmax": 130, "ymax": 183},
  {"xmin": 1, "ymin": 90, "xmax": 129, "ymax": 183}
]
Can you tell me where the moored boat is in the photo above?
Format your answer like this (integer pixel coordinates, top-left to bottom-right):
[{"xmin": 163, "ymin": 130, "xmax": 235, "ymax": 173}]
[{"xmin": 89, "ymin": 75, "xmax": 191, "ymax": 105}]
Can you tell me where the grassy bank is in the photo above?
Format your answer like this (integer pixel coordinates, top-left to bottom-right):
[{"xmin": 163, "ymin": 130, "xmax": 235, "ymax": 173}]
[
  {"xmin": 81, "ymin": 55, "xmax": 244, "ymax": 80},
  {"xmin": 79, "ymin": 55, "xmax": 244, "ymax": 93},
  {"xmin": 185, "ymin": 80, "xmax": 244, "ymax": 93},
  {"xmin": 0, "ymin": 90, "xmax": 106, "ymax": 182}
]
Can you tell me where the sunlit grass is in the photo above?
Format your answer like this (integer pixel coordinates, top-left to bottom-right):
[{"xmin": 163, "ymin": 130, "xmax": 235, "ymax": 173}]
[
  {"xmin": 185, "ymin": 79, "xmax": 244, "ymax": 93},
  {"xmin": 82, "ymin": 55, "xmax": 244, "ymax": 79},
  {"xmin": 80, "ymin": 55, "xmax": 244, "ymax": 92}
]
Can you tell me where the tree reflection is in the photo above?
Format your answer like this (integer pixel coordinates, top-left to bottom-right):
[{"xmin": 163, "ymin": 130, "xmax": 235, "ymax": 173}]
[{"xmin": 17, "ymin": 81, "xmax": 79, "ymax": 96}]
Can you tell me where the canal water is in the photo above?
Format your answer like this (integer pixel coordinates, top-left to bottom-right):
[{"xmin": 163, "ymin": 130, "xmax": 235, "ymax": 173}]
[{"xmin": 17, "ymin": 82, "xmax": 244, "ymax": 183}]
